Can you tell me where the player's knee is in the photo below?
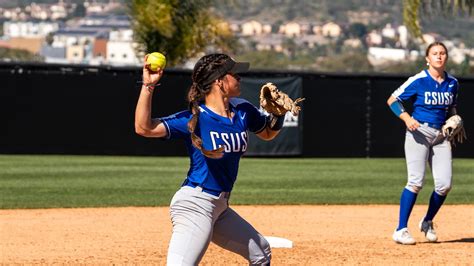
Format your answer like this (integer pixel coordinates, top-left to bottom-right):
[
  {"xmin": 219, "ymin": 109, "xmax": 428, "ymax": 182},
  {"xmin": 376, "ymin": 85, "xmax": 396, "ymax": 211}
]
[
  {"xmin": 405, "ymin": 184, "xmax": 422, "ymax": 194},
  {"xmin": 248, "ymin": 236, "xmax": 271, "ymax": 265},
  {"xmin": 435, "ymin": 182, "xmax": 452, "ymax": 196}
]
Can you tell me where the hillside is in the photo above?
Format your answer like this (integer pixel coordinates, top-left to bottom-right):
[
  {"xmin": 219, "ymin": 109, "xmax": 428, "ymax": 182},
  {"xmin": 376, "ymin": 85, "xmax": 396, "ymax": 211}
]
[
  {"xmin": 213, "ymin": 0, "xmax": 474, "ymax": 46},
  {"xmin": 1, "ymin": 0, "xmax": 472, "ymax": 44}
]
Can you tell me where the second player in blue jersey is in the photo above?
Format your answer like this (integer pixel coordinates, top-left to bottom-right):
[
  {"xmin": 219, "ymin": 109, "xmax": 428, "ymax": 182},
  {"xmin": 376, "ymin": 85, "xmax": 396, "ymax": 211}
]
[{"xmin": 387, "ymin": 42, "xmax": 460, "ymax": 245}]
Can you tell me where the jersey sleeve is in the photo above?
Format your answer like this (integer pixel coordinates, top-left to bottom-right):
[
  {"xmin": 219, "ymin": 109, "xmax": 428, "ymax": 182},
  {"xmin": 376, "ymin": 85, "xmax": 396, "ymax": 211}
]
[
  {"xmin": 160, "ymin": 110, "xmax": 192, "ymax": 140},
  {"xmin": 452, "ymin": 80, "xmax": 459, "ymax": 107},
  {"xmin": 392, "ymin": 75, "xmax": 418, "ymax": 102},
  {"xmin": 244, "ymin": 102, "xmax": 267, "ymax": 133}
]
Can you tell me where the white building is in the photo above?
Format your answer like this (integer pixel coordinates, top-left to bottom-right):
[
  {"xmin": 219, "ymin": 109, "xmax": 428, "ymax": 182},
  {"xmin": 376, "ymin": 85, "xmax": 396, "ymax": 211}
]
[
  {"xmin": 321, "ymin": 22, "xmax": 342, "ymax": 38},
  {"xmin": 106, "ymin": 29, "xmax": 140, "ymax": 65},
  {"xmin": 279, "ymin": 22, "xmax": 303, "ymax": 37},
  {"xmin": 366, "ymin": 30, "xmax": 382, "ymax": 46},
  {"xmin": 398, "ymin": 25, "xmax": 408, "ymax": 48},
  {"xmin": 381, "ymin": 24, "xmax": 396, "ymax": 39},
  {"xmin": 3, "ymin": 21, "xmax": 60, "ymax": 38},
  {"xmin": 51, "ymin": 28, "xmax": 103, "ymax": 48},
  {"xmin": 368, "ymin": 47, "xmax": 408, "ymax": 65}
]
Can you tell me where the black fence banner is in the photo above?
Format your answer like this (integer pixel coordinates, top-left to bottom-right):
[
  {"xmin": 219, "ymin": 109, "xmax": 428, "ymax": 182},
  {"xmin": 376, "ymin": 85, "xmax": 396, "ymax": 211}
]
[{"xmin": 240, "ymin": 76, "xmax": 303, "ymax": 156}]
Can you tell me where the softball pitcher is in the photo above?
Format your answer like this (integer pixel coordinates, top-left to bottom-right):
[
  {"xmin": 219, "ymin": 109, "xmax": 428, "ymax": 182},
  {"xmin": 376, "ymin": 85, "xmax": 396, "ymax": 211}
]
[
  {"xmin": 135, "ymin": 53, "xmax": 283, "ymax": 265},
  {"xmin": 387, "ymin": 42, "xmax": 461, "ymax": 245}
]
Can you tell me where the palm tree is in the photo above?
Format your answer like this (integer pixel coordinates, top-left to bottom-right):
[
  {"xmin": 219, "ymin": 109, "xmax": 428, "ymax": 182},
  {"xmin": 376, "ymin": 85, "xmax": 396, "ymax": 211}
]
[{"xmin": 403, "ymin": 0, "xmax": 473, "ymax": 39}]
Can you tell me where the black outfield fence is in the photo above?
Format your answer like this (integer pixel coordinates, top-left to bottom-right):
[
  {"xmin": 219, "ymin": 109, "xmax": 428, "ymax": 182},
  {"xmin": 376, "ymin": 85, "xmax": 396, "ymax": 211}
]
[{"xmin": 0, "ymin": 62, "xmax": 472, "ymax": 157}]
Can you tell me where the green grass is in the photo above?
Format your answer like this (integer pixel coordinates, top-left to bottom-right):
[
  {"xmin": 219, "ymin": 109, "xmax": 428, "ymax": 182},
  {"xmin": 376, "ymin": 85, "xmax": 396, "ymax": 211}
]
[{"xmin": 0, "ymin": 155, "xmax": 472, "ymax": 209}]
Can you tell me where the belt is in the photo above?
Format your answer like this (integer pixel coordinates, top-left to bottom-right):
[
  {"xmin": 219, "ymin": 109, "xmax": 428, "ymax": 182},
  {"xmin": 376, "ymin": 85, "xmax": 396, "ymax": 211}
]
[
  {"xmin": 182, "ymin": 179, "xmax": 231, "ymax": 198},
  {"xmin": 419, "ymin": 121, "xmax": 442, "ymax": 130}
]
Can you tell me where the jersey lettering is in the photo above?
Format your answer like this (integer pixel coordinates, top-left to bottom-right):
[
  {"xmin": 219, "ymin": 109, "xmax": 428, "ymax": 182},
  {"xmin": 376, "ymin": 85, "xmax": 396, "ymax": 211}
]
[
  {"xmin": 221, "ymin": 133, "xmax": 231, "ymax": 152},
  {"xmin": 210, "ymin": 131, "xmax": 248, "ymax": 153},
  {"xmin": 424, "ymin": 92, "xmax": 453, "ymax": 105},
  {"xmin": 240, "ymin": 131, "xmax": 248, "ymax": 152}
]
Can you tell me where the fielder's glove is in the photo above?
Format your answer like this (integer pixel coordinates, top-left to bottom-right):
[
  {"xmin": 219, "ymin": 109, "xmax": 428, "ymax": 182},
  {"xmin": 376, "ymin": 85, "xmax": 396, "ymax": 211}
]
[
  {"xmin": 259, "ymin": 82, "xmax": 305, "ymax": 116},
  {"xmin": 442, "ymin": 114, "xmax": 467, "ymax": 144}
]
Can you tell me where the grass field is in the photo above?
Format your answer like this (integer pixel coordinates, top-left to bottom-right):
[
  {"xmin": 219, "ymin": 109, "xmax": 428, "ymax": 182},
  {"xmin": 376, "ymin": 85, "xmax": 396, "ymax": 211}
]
[{"xmin": 0, "ymin": 155, "xmax": 472, "ymax": 209}]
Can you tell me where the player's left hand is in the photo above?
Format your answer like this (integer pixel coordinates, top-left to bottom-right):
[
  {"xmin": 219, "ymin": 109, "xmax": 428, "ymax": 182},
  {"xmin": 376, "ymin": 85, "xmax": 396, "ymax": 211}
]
[
  {"xmin": 259, "ymin": 82, "xmax": 304, "ymax": 116},
  {"xmin": 442, "ymin": 115, "xmax": 467, "ymax": 144}
]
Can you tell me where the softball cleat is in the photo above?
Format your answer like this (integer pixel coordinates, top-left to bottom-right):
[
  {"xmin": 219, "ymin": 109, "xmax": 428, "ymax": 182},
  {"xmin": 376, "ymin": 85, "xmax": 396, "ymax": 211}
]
[
  {"xmin": 392, "ymin": 228, "xmax": 416, "ymax": 245},
  {"xmin": 419, "ymin": 219, "xmax": 438, "ymax": 242}
]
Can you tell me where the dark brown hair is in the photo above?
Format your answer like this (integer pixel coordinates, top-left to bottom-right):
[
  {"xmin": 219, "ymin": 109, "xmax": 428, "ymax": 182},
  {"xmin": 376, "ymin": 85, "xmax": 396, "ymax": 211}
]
[
  {"xmin": 425, "ymin": 42, "xmax": 448, "ymax": 58},
  {"xmin": 187, "ymin": 54, "xmax": 230, "ymax": 158}
]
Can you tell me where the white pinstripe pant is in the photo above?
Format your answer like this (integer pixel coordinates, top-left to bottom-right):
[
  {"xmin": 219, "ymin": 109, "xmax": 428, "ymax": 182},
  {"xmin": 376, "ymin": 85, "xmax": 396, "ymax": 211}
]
[
  {"xmin": 166, "ymin": 186, "xmax": 271, "ymax": 266},
  {"xmin": 404, "ymin": 123, "xmax": 452, "ymax": 196}
]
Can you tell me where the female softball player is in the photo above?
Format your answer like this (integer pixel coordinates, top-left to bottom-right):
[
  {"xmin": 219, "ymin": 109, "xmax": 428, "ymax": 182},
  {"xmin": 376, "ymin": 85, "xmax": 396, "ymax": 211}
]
[
  {"xmin": 387, "ymin": 42, "xmax": 460, "ymax": 245},
  {"xmin": 135, "ymin": 53, "xmax": 281, "ymax": 265}
]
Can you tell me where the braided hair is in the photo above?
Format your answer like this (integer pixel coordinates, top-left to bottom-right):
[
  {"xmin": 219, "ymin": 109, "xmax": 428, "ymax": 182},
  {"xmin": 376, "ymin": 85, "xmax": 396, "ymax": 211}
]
[{"xmin": 187, "ymin": 54, "xmax": 231, "ymax": 158}]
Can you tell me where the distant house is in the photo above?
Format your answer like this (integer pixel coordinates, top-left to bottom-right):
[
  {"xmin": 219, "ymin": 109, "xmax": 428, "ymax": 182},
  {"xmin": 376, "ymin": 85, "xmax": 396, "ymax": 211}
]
[
  {"xmin": 241, "ymin": 20, "xmax": 264, "ymax": 36},
  {"xmin": 106, "ymin": 28, "xmax": 140, "ymax": 65},
  {"xmin": 52, "ymin": 28, "xmax": 105, "ymax": 47},
  {"xmin": 279, "ymin": 22, "xmax": 303, "ymax": 37},
  {"xmin": 344, "ymin": 38, "xmax": 363, "ymax": 48},
  {"xmin": 84, "ymin": 0, "xmax": 121, "ymax": 15},
  {"xmin": 366, "ymin": 30, "xmax": 382, "ymax": 46},
  {"xmin": 40, "ymin": 45, "xmax": 67, "ymax": 63},
  {"xmin": 367, "ymin": 47, "xmax": 407, "ymax": 65},
  {"xmin": 93, "ymin": 37, "xmax": 107, "ymax": 58},
  {"xmin": 296, "ymin": 35, "xmax": 329, "ymax": 48},
  {"xmin": 28, "ymin": 2, "xmax": 68, "ymax": 21},
  {"xmin": 321, "ymin": 22, "xmax": 342, "ymax": 38},
  {"xmin": 66, "ymin": 44, "xmax": 85, "ymax": 63},
  {"xmin": 398, "ymin": 25, "xmax": 408, "ymax": 48},
  {"xmin": 381, "ymin": 23, "xmax": 396, "ymax": 39},
  {"xmin": 2, "ymin": 7, "xmax": 23, "ymax": 20},
  {"xmin": 3, "ymin": 21, "xmax": 60, "ymax": 38},
  {"xmin": 255, "ymin": 34, "xmax": 283, "ymax": 52}
]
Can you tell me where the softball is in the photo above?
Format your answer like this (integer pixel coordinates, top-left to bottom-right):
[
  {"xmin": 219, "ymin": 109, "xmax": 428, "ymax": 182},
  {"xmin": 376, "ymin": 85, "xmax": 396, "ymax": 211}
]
[{"xmin": 146, "ymin": 52, "xmax": 166, "ymax": 71}]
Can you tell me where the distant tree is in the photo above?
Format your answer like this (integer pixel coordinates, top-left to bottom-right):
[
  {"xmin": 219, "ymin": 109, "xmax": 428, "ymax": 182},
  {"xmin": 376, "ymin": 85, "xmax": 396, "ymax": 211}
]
[
  {"xmin": 129, "ymin": 0, "xmax": 237, "ymax": 66},
  {"xmin": 238, "ymin": 50, "xmax": 290, "ymax": 69},
  {"xmin": 403, "ymin": 0, "xmax": 473, "ymax": 39},
  {"xmin": 71, "ymin": 2, "xmax": 86, "ymax": 18},
  {"xmin": 347, "ymin": 23, "xmax": 367, "ymax": 39},
  {"xmin": 318, "ymin": 52, "xmax": 373, "ymax": 73},
  {"xmin": 45, "ymin": 32, "xmax": 54, "ymax": 46}
]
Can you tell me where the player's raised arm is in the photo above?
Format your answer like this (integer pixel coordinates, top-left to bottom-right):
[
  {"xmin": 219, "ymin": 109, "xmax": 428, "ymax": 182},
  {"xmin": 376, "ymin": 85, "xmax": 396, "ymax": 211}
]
[{"xmin": 134, "ymin": 54, "xmax": 167, "ymax": 138}]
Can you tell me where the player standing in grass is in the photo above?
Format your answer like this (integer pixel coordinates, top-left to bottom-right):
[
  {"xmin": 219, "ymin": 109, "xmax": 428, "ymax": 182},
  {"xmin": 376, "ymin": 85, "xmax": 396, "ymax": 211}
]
[
  {"xmin": 387, "ymin": 42, "xmax": 465, "ymax": 245},
  {"xmin": 135, "ymin": 53, "xmax": 286, "ymax": 265}
]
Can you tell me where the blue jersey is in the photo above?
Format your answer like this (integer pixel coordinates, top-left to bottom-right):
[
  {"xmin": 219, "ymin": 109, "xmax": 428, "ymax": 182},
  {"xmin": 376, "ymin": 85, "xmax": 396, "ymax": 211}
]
[
  {"xmin": 161, "ymin": 98, "xmax": 267, "ymax": 193},
  {"xmin": 392, "ymin": 69, "xmax": 459, "ymax": 128}
]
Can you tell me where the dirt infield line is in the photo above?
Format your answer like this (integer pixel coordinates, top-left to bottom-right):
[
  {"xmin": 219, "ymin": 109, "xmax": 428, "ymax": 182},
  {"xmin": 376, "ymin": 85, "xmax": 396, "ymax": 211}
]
[{"xmin": 1, "ymin": 205, "xmax": 473, "ymax": 265}]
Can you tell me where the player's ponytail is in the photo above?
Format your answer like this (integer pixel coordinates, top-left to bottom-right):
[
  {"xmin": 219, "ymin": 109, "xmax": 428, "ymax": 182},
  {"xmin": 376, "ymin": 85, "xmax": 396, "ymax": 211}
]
[{"xmin": 186, "ymin": 54, "xmax": 229, "ymax": 159}]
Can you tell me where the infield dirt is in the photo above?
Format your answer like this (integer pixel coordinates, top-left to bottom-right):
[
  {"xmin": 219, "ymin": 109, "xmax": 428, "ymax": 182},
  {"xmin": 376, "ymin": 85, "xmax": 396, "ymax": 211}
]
[{"xmin": 1, "ymin": 205, "xmax": 473, "ymax": 265}]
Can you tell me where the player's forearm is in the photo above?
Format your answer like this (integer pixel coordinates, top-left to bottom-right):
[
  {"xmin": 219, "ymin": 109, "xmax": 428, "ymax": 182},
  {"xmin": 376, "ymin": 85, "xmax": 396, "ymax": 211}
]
[
  {"xmin": 256, "ymin": 126, "xmax": 279, "ymax": 140},
  {"xmin": 448, "ymin": 106, "xmax": 457, "ymax": 116},
  {"xmin": 135, "ymin": 85, "xmax": 156, "ymax": 135}
]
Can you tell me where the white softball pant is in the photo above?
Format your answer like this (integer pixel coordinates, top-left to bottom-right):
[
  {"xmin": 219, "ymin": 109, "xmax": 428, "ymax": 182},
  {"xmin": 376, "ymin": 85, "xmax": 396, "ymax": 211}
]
[
  {"xmin": 404, "ymin": 123, "xmax": 452, "ymax": 196},
  {"xmin": 166, "ymin": 186, "xmax": 271, "ymax": 266}
]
